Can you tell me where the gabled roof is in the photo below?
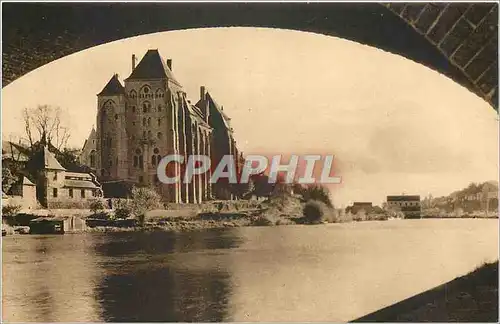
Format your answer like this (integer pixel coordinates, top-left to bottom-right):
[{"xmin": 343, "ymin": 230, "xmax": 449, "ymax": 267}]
[
  {"xmin": 2, "ymin": 141, "xmax": 30, "ymax": 161},
  {"xmin": 125, "ymin": 49, "xmax": 180, "ymax": 84},
  {"xmin": 43, "ymin": 146, "xmax": 66, "ymax": 171},
  {"xmin": 98, "ymin": 74, "xmax": 125, "ymax": 96},
  {"xmin": 23, "ymin": 176, "xmax": 35, "ymax": 186},
  {"xmin": 198, "ymin": 92, "xmax": 232, "ymax": 130}
]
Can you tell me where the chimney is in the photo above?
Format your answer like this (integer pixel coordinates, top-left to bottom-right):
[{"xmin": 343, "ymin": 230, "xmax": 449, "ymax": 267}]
[
  {"xmin": 200, "ymin": 86, "xmax": 206, "ymax": 101},
  {"xmin": 167, "ymin": 59, "xmax": 172, "ymax": 71},
  {"xmin": 132, "ymin": 54, "xmax": 136, "ymax": 71}
]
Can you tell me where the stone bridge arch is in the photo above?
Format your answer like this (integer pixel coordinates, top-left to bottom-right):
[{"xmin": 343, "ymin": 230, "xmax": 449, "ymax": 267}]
[{"xmin": 2, "ymin": 2, "xmax": 497, "ymax": 109}]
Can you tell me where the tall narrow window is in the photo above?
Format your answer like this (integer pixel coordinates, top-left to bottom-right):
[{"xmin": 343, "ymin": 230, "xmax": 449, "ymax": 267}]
[
  {"xmin": 158, "ymin": 118, "xmax": 161, "ymax": 126},
  {"xmin": 147, "ymin": 117, "xmax": 151, "ymax": 126},
  {"xmin": 90, "ymin": 150, "xmax": 96, "ymax": 168},
  {"xmin": 69, "ymin": 189, "xmax": 74, "ymax": 198},
  {"xmin": 53, "ymin": 188, "xmax": 58, "ymax": 197},
  {"xmin": 143, "ymin": 118, "xmax": 147, "ymax": 126},
  {"xmin": 81, "ymin": 189, "xmax": 86, "ymax": 198}
]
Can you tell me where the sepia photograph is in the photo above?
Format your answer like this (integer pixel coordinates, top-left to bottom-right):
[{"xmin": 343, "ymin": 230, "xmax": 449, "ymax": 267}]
[{"xmin": 1, "ymin": 1, "xmax": 499, "ymax": 322}]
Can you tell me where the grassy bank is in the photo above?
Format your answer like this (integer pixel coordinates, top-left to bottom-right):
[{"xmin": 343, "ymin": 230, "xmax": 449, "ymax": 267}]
[{"xmin": 352, "ymin": 261, "xmax": 499, "ymax": 322}]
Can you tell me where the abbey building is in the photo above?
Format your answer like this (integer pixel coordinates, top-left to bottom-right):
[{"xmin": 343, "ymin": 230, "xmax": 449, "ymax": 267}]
[{"xmin": 80, "ymin": 49, "xmax": 240, "ymax": 203}]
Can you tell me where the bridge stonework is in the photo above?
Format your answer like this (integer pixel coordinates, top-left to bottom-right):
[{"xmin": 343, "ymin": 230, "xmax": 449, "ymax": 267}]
[
  {"xmin": 2, "ymin": 2, "xmax": 498, "ymax": 110},
  {"xmin": 385, "ymin": 2, "xmax": 498, "ymax": 109}
]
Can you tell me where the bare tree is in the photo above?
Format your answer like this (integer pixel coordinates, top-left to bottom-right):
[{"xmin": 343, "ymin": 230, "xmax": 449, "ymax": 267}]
[{"xmin": 22, "ymin": 105, "xmax": 70, "ymax": 150}]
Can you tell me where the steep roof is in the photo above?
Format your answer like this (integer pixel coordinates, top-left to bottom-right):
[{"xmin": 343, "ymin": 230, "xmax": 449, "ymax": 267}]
[
  {"xmin": 43, "ymin": 146, "xmax": 66, "ymax": 171},
  {"xmin": 199, "ymin": 93, "xmax": 232, "ymax": 130},
  {"xmin": 2, "ymin": 141, "xmax": 30, "ymax": 162},
  {"xmin": 23, "ymin": 176, "xmax": 35, "ymax": 186},
  {"xmin": 126, "ymin": 49, "xmax": 180, "ymax": 84},
  {"xmin": 98, "ymin": 74, "xmax": 125, "ymax": 96}
]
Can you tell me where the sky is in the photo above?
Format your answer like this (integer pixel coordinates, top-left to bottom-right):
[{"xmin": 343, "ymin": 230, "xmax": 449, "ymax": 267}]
[{"xmin": 2, "ymin": 27, "xmax": 498, "ymax": 206}]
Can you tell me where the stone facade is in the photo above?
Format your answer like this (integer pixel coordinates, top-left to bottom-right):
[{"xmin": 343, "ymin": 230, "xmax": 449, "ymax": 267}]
[
  {"xmin": 89, "ymin": 49, "xmax": 239, "ymax": 203},
  {"xmin": 4, "ymin": 176, "xmax": 37, "ymax": 210},
  {"xmin": 38, "ymin": 147, "xmax": 102, "ymax": 208},
  {"xmin": 79, "ymin": 127, "xmax": 97, "ymax": 171}
]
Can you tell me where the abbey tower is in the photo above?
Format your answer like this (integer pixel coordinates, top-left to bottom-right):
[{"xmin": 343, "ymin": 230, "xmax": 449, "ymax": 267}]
[{"xmin": 88, "ymin": 49, "xmax": 240, "ymax": 203}]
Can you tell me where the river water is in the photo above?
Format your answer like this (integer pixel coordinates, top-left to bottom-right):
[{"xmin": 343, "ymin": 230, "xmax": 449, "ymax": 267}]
[{"xmin": 2, "ymin": 219, "xmax": 498, "ymax": 322}]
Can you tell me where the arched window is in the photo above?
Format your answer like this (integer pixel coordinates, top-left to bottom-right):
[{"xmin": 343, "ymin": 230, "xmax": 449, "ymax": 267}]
[
  {"xmin": 142, "ymin": 117, "xmax": 147, "ymax": 126},
  {"xmin": 114, "ymin": 114, "xmax": 119, "ymax": 120},
  {"xmin": 151, "ymin": 155, "xmax": 157, "ymax": 166},
  {"xmin": 134, "ymin": 149, "xmax": 143, "ymax": 168},
  {"xmin": 157, "ymin": 104, "xmax": 162, "ymax": 112},
  {"xmin": 158, "ymin": 118, "xmax": 161, "ymax": 126},
  {"xmin": 155, "ymin": 89, "xmax": 164, "ymax": 98},
  {"xmin": 143, "ymin": 131, "xmax": 147, "ymax": 138},
  {"xmin": 143, "ymin": 101, "xmax": 151, "ymax": 113},
  {"xmin": 132, "ymin": 105, "xmax": 136, "ymax": 113},
  {"xmin": 147, "ymin": 117, "xmax": 151, "ymax": 126},
  {"xmin": 89, "ymin": 150, "xmax": 96, "ymax": 168},
  {"xmin": 129, "ymin": 90, "xmax": 137, "ymax": 99},
  {"xmin": 103, "ymin": 100, "xmax": 115, "ymax": 111},
  {"xmin": 140, "ymin": 85, "xmax": 151, "ymax": 98}
]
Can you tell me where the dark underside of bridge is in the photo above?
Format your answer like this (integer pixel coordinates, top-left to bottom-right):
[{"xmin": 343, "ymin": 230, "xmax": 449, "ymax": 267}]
[{"xmin": 2, "ymin": 2, "xmax": 498, "ymax": 110}]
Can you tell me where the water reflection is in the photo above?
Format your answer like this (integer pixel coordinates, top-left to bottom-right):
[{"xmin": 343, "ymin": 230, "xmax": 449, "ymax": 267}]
[
  {"xmin": 2, "ymin": 235, "xmax": 102, "ymax": 322},
  {"xmin": 92, "ymin": 230, "xmax": 242, "ymax": 322},
  {"xmin": 2, "ymin": 220, "xmax": 499, "ymax": 322}
]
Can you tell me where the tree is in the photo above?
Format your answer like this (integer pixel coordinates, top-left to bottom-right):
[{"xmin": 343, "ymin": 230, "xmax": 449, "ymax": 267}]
[
  {"xmin": 129, "ymin": 187, "xmax": 161, "ymax": 225},
  {"xmin": 2, "ymin": 167, "xmax": 18, "ymax": 193},
  {"xmin": 300, "ymin": 184, "xmax": 333, "ymax": 207},
  {"xmin": 22, "ymin": 105, "xmax": 70, "ymax": 150}
]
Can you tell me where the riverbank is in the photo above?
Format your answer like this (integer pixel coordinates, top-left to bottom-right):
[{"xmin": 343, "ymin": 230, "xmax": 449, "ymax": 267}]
[{"xmin": 353, "ymin": 261, "xmax": 499, "ymax": 322}]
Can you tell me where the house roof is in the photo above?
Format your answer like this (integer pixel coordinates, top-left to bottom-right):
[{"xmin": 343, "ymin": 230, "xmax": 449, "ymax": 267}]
[
  {"xmin": 64, "ymin": 179, "xmax": 100, "ymax": 189},
  {"xmin": 43, "ymin": 146, "xmax": 66, "ymax": 170},
  {"xmin": 125, "ymin": 49, "xmax": 180, "ymax": 84},
  {"xmin": 23, "ymin": 176, "xmax": 35, "ymax": 186},
  {"xmin": 2, "ymin": 141, "xmax": 30, "ymax": 162},
  {"xmin": 387, "ymin": 195, "xmax": 420, "ymax": 201},
  {"xmin": 98, "ymin": 74, "xmax": 125, "ymax": 96},
  {"xmin": 198, "ymin": 93, "xmax": 232, "ymax": 130}
]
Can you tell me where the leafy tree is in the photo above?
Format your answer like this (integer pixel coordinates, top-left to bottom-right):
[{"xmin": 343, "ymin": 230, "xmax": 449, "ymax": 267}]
[
  {"xmin": 2, "ymin": 167, "xmax": 18, "ymax": 193},
  {"xmin": 130, "ymin": 187, "xmax": 161, "ymax": 225},
  {"xmin": 2, "ymin": 204, "xmax": 21, "ymax": 217},
  {"xmin": 89, "ymin": 199, "xmax": 106, "ymax": 214},
  {"xmin": 303, "ymin": 200, "xmax": 328, "ymax": 224},
  {"xmin": 300, "ymin": 184, "xmax": 333, "ymax": 207},
  {"xmin": 114, "ymin": 199, "xmax": 132, "ymax": 219}
]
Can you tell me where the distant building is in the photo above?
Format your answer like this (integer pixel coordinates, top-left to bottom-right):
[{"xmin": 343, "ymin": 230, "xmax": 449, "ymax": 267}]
[{"xmin": 387, "ymin": 195, "xmax": 421, "ymax": 219}]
